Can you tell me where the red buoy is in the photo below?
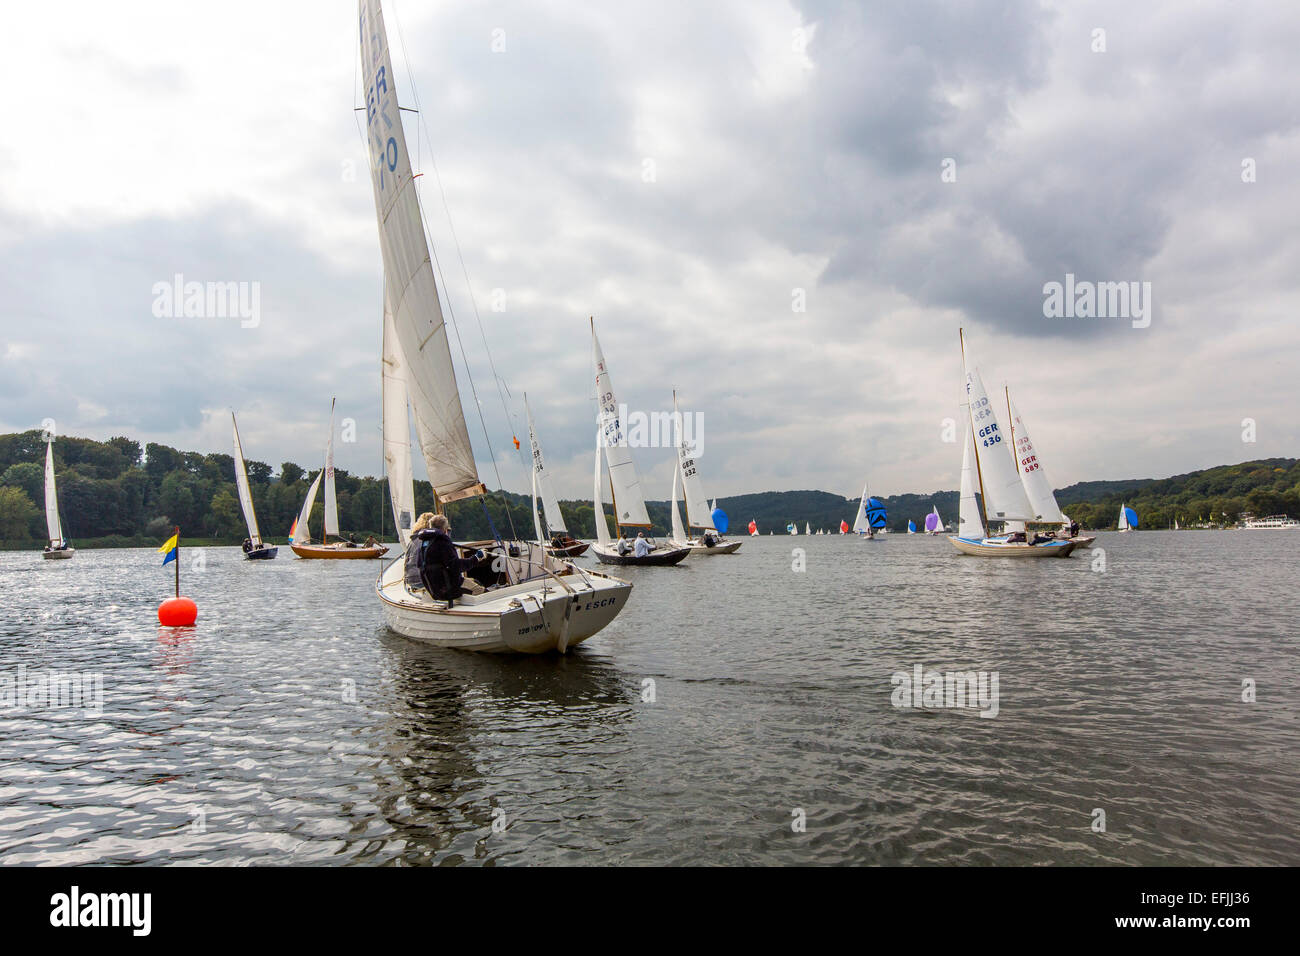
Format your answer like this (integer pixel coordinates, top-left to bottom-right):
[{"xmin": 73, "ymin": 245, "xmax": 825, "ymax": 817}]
[{"xmin": 158, "ymin": 596, "xmax": 198, "ymax": 627}]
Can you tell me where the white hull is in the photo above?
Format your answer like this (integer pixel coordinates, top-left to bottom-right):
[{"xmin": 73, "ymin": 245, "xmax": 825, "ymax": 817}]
[
  {"xmin": 43, "ymin": 547, "xmax": 75, "ymax": 560},
  {"xmin": 376, "ymin": 550, "xmax": 631, "ymax": 653},
  {"xmin": 685, "ymin": 538, "xmax": 742, "ymax": 555},
  {"xmin": 948, "ymin": 535, "xmax": 1077, "ymax": 558}
]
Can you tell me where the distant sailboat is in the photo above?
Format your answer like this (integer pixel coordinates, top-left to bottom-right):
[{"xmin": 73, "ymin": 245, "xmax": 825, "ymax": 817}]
[
  {"xmin": 805, "ymin": 522, "xmax": 811, "ymax": 535},
  {"xmin": 787, "ymin": 522, "xmax": 798, "ymax": 534},
  {"xmin": 852, "ymin": 482, "xmax": 887, "ymax": 540},
  {"xmin": 232, "ymin": 412, "xmax": 277, "ymax": 559},
  {"xmin": 907, "ymin": 520, "xmax": 916, "ymax": 534},
  {"xmin": 1118, "ymin": 503, "xmax": 1138, "ymax": 532},
  {"xmin": 589, "ymin": 321, "xmax": 688, "ymax": 566},
  {"xmin": 291, "ymin": 400, "xmax": 387, "ymax": 559},
  {"xmin": 41, "ymin": 438, "xmax": 74, "ymax": 559},
  {"xmin": 525, "ymin": 395, "xmax": 588, "ymax": 557},
  {"xmin": 840, "ymin": 519, "xmax": 849, "ymax": 534},
  {"xmin": 1173, "ymin": 516, "xmax": 1180, "ymax": 531},
  {"xmin": 672, "ymin": 390, "xmax": 740, "ymax": 554},
  {"xmin": 748, "ymin": 519, "xmax": 758, "ymax": 536},
  {"xmin": 924, "ymin": 507, "xmax": 945, "ymax": 535},
  {"xmin": 948, "ymin": 330, "xmax": 1077, "ymax": 557}
]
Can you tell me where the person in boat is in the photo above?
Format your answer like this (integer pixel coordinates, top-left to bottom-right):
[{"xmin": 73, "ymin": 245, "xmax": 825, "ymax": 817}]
[
  {"xmin": 417, "ymin": 514, "xmax": 486, "ymax": 603},
  {"xmin": 1007, "ymin": 531, "xmax": 1027, "ymax": 544},
  {"xmin": 1069, "ymin": 519, "xmax": 1080, "ymax": 538},
  {"xmin": 633, "ymin": 532, "xmax": 650, "ymax": 558},
  {"xmin": 242, "ymin": 538, "xmax": 254, "ymax": 553},
  {"xmin": 363, "ymin": 535, "xmax": 377, "ymax": 548},
  {"xmin": 616, "ymin": 535, "xmax": 630, "ymax": 556},
  {"xmin": 702, "ymin": 529, "xmax": 719, "ymax": 548}
]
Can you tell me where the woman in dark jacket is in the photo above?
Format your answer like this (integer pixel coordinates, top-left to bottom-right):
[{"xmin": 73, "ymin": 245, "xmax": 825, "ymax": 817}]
[{"xmin": 406, "ymin": 513, "xmax": 483, "ymax": 603}]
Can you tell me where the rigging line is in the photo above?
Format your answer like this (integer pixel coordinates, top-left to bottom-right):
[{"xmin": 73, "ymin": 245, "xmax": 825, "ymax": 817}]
[
  {"xmin": 388, "ymin": 3, "xmax": 519, "ymax": 542},
  {"xmin": 389, "ymin": 3, "xmax": 529, "ymax": 479}
]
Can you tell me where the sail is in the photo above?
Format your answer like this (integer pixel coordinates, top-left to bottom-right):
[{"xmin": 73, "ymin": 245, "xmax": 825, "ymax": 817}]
[
  {"xmin": 294, "ymin": 472, "xmax": 324, "ymax": 545},
  {"xmin": 44, "ymin": 440, "xmax": 63, "ymax": 547},
  {"xmin": 526, "ymin": 396, "xmax": 567, "ymax": 537},
  {"xmin": 840, "ymin": 519, "xmax": 849, "ymax": 533},
  {"xmin": 1118, "ymin": 503, "xmax": 1129, "ymax": 531},
  {"xmin": 908, "ymin": 520, "xmax": 916, "ymax": 533},
  {"xmin": 1123, "ymin": 506, "xmax": 1138, "ymax": 530},
  {"xmin": 963, "ymin": 364, "xmax": 1034, "ymax": 522},
  {"xmin": 866, "ymin": 498, "xmax": 887, "ymax": 529},
  {"xmin": 1009, "ymin": 398, "xmax": 1066, "ymax": 523},
  {"xmin": 359, "ymin": 0, "xmax": 482, "ymax": 502},
  {"xmin": 805, "ymin": 522, "xmax": 811, "ymax": 535},
  {"xmin": 382, "ymin": 296, "xmax": 416, "ymax": 546},
  {"xmin": 231, "ymin": 413, "xmax": 261, "ymax": 545},
  {"xmin": 592, "ymin": 322, "xmax": 650, "ymax": 527},
  {"xmin": 924, "ymin": 509, "xmax": 941, "ymax": 533},
  {"xmin": 674, "ymin": 392, "xmax": 714, "ymax": 529},
  {"xmin": 592, "ymin": 431, "xmax": 611, "ymax": 546},
  {"xmin": 852, "ymin": 483, "xmax": 871, "ymax": 533},
  {"xmin": 531, "ymin": 456, "xmax": 543, "ymax": 544},
  {"xmin": 957, "ymin": 422, "xmax": 983, "ymax": 537},
  {"xmin": 748, "ymin": 519, "xmax": 758, "ymax": 536},
  {"xmin": 669, "ymin": 456, "xmax": 686, "ymax": 544},
  {"xmin": 323, "ymin": 400, "xmax": 340, "ymax": 537}
]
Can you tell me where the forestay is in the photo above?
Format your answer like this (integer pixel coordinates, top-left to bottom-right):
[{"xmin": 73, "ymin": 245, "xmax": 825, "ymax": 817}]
[
  {"xmin": 324, "ymin": 400, "xmax": 340, "ymax": 537},
  {"xmin": 526, "ymin": 396, "xmax": 567, "ymax": 537},
  {"xmin": 382, "ymin": 297, "xmax": 416, "ymax": 546},
  {"xmin": 957, "ymin": 423, "xmax": 983, "ymax": 537},
  {"xmin": 674, "ymin": 392, "xmax": 713, "ymax": 530},
  {"xmin": 294, "ymin": 472, "xmax": 323, "ymax": 545}
]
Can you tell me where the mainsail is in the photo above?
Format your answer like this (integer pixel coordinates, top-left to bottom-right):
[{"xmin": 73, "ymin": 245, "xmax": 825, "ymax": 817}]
[
  {"xmin": 44, "ymin": 440, "xmax": 63, "ymax": 547},
  {"xmin": 324, "ymin": 399, "xmax": 340, "ymax": 538},
  {"xmin": 592, "ymin": 321, "xmax": 650, "ymax": 527},
  {"xmin": 852, "ymin": 483, "xmax": 871, "ymax": 533},
  {"xmin": 231, "ymin": 413, "xmax": 261, "ymax": 546},
  {"xmin": 359, "ymin": 0, "xmax": 483, "ymax": 503},
  {"xmin": 670, "ymin": 455, "xmax": 687, "ymax": 544},
  {"xmin": 382, "ymin": 296, "xmax": 416, "ymax": 546},
  {"xmin": 674, "ymin": 391, "xmax": 714, "ymax": 530},
  {"xmin": 1008, "ymin": 397, "xmax": 1066, "ymax": 523},
  {"xmin": 592, "ymin": 430, "xmax": 612, "ymax": 546},
  {"xmin": 526, "ymin": 395, "xmax": 567, "ymax": 538}
]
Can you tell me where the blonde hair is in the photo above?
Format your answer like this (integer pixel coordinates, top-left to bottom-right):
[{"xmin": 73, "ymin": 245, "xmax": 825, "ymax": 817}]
[{"xmin": 412, "ymin": 512, "xmax": 436, "ymax": 533}]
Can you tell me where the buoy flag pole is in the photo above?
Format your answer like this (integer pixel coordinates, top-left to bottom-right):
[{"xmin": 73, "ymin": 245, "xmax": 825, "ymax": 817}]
[{"xmin": 174, "ymin": 525, "xmax": 180, "ymax": 598}]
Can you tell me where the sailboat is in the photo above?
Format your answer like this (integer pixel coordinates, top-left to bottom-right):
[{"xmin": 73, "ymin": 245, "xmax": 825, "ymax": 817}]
[
  {"xmin": 588, "ymin": 321, "xmax": 689, "ymax": 566},
  {"xmin": 852, "ymin": 483, "xmax": 888, "ymax": 539},
  {"xmin": 787, "ymin": 522, "xmax": 798, "ymax": 534},
  {"xmin": 671, "ymin": 391, "xmax": 741, "ymax": 554},
  {"xmin": 924, "ymin": 507, "xmax": 945, "ymax": 535},
  {"xmin": 748, "ymin": 519, "xmax": 758, "ymax": 536},
  {"xmin": 232, "ymin": 413, "xmax": 277, "ymax": 559},
  {"xmin": 525, "ymin": 396, "xmax": 588, "ymax": 557},
  {"xmin": 1173, "ymin": 516, "xmax": 1180, "ymax": 531},
  {"xmin": 41, "ymin": 438, "xmax": 74, "ymax": 559},
  {"xmin": 948, "ymin": 330, "xmax": 1076, "ymax": 557},
  {"xmin": 840, "ymin": 520, "xmax": 849, "ymax": 534},
  {"xmin": 907, "ymin": 520, "xmax": 916, "ymax": 534},
  {"xmin": 805, "ymin": 522, "xmax": 812, "ymax": 535},
  {"xmin": 363, "ymin": 3, "xmax": 631, "ymax": 651},
  {"xmin": 1117, "ymin": 503, "xmax": 1137, "ymax": 532},
  {"xmin": 1006, "ymin": 391, "xmax": 1095, "ymax": 548},
  {"xmin": 290, "ymin": 400, "xmax": 387, "ymax": 559}
]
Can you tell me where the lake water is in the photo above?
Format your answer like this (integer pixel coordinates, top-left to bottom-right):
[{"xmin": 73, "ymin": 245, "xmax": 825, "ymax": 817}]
[{"xmin": 1, "ymin": 531, "xmax": 1296, "ymax": 865}]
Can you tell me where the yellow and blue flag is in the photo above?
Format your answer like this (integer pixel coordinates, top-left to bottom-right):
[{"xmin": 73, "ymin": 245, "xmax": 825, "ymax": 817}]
[{"xmin": 158, "ymin": 531, "xmax": 179, "ymax": 566}]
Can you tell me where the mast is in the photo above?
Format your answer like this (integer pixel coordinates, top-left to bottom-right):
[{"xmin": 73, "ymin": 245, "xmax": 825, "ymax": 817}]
[{"xmin": 960, "ymin": 328, "xmax": 990, "ymax": 536}]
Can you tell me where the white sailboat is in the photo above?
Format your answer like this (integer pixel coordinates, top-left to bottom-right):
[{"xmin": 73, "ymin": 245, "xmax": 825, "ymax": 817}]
[
  {"xmin": 1117, "ymin": 503, "xmax": 1135, "ymax": 532},
  {"xmin": 525, "ymin": 395, "xmax": 588, "ymax": 557},
  {"xmin": 1007, "ymin": 392, "xmax": 1095, "ymax": 548},
  {"xmin": 673, "ymin": 390, "xmax": 741, "ymax": 554},
  {"xmin": 924, "ymin": 506, "xmax": 945, "ymax": 535},
  {"xmin": 291, "ymin": 399, "xmax": 388, "ymax": 559},
  {"xmin": 361, "ymin": 0, "xmax": 631, "ymax": 650},
  {"xmin": 232, "ymin": 413, "xmax": 277, "ymax": 559},
  {"xmin": 589, "ymin": 321, "xmax": 689, "ymax": 566},
  {"xmin": 948, "ymin": 330, "xmax": 1076, "ymax": 557},
  {"xmin": 805, "ymin": 522, "xmax": 812, "ymax": 535},
  {"xmin": 852, "ymin": 482, "xmax": 887, "ymax": 539},
  {"xmin": 41, "ymin": 438, "xmax": 73, "ymax": 559}
]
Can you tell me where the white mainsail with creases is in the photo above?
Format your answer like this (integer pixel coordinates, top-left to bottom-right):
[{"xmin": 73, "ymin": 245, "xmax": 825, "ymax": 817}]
[
  {"xmin": 592, "ymin": 430, "xmax": 612, "ymax": 546},
  {"xmin": 44, "ymin": 440, "xmax": 64, "ymax": 547},
  {"xmin": 1009, "ymin": 397, "xmax": 1066, "ymax": 523},
  {"xmin": 957, "ymin": 421, "xmax": 984, "ymax": 537},
  {"xmin": 294, "ymin": 472, "xmax": 323, "ymax": 545},
  {"xmin": 324, "ymin": 399, "xmax": 340, "ymax": 538},
  {"xmin": 673, "ymin": 391, "xmax": 714, "ymax": 530},
  {"xmin": 231, "ymin": 413, "xmax": 261, "ymax": 546},
  {"xmin": 359, "ymin": 0, "xmax": 482, "ymax": 503},
  {"xmin": 382, "ymin": 296, "xmax": 416, "ymax": 546},
  {"xmin": 526, "ymin": 395, "xmax": 567, "ymax": 537},
  {"xmin": 963, "ymin": 364, "xmax": 1033, "ymax": 523},
  {"xmin": 592, "ymin": 321, "xmax": 650, "ymax": 527}
]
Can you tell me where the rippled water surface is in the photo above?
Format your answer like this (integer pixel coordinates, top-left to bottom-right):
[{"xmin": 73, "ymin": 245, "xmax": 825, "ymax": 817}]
[{"xmin": 1, "ymin": 532, "xmax": 1297, "ymax": 865}]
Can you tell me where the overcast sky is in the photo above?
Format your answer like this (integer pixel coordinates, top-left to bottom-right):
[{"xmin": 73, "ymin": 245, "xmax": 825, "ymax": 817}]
[{"xmin": 2, "ymin": 0, "xmax": 1297, "ymax": 502}]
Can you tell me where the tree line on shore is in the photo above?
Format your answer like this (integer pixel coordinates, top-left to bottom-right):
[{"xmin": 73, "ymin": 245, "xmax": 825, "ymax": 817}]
[{"xmin": 0, "ymin": 429, "xmax": 1295, "ymax": 547}]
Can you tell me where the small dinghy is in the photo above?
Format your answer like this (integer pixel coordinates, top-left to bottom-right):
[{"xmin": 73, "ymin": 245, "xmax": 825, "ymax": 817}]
[
  {"xmin": 41, "ymin": 438, "xmax": 74, "ymax": 559},
  {"xmin": 232, "ymin": 412, "xmax": 277, "ymax": 560}
]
